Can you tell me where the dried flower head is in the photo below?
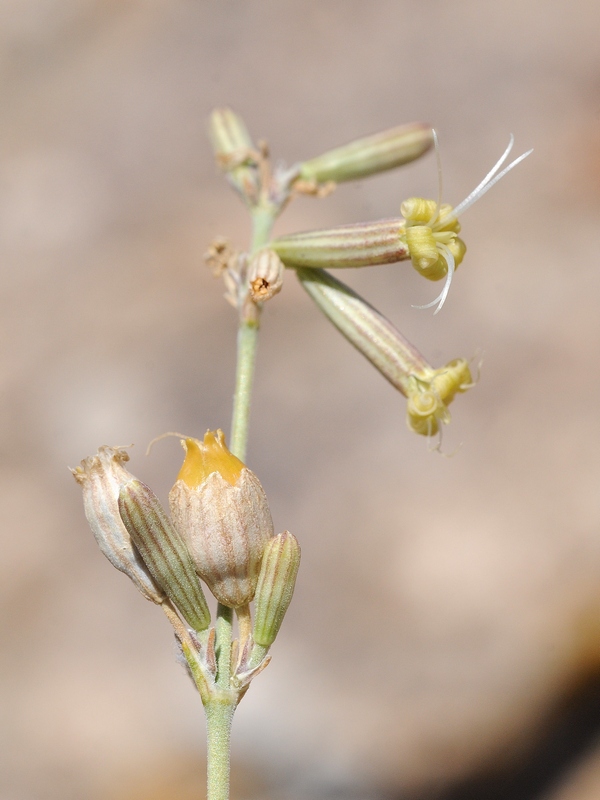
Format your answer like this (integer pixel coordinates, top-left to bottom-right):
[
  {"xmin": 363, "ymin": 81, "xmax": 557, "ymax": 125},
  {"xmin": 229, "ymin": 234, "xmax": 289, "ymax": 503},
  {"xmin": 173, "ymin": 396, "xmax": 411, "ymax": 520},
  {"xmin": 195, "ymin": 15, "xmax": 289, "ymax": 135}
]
[
  {"xmin": 71, "ymin": 446, "xmax": 165, "ymax": 603},
  {"xmin": 247, "ymin": 249, "xmax": 284, "ymax": 302}
]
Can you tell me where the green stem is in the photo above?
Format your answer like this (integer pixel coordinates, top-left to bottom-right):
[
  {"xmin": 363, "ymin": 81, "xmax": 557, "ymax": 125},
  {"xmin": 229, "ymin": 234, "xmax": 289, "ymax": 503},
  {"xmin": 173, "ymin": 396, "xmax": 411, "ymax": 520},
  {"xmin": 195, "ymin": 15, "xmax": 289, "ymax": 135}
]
[
  {"xmin": 230, "ymin": 317, "xmax": 259, "ymax": 463},
  {"xmin": 215, "ymin": 603, "xmax": 234, "ymax": 689},
  {"xmin": 229, "ymin": 205, "xmax": 276, "ymax": 462},
  {"xmin": 214, "ymin": 198, "xmax": 279, "ymax": 800},
  {"xmin": 205, "ymin": 699, "xmax": 236, "ymax": 800},
  {"xmin": 204, "ymin": 604, "xmax": 235, "ymax": 800}
]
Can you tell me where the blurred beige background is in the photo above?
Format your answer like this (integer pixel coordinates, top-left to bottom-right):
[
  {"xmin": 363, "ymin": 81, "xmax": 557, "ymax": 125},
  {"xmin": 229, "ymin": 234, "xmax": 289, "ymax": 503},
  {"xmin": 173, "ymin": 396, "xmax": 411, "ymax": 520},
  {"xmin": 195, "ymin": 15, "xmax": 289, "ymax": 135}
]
[{"xmin": 2, "ymin": 1, "xmax": 600, "ymax": 799}]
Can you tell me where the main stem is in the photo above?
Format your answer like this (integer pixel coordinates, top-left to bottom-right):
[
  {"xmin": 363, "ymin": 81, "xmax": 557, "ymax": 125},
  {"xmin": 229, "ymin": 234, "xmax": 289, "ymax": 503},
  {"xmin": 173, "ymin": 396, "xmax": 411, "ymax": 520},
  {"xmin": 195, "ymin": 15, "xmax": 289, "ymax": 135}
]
[
  {"xmin": 207, "ymin": 204, "xmax": 277, "ymax": 800},
  {"xmin": 206, "ymin": 699, "xmax": 236, "ymax": 800},
  {"xmin": 229, "ymin": 205, "xmax": 277, "ymax": 462},
  {"xmin": 229, "ymin": 317, "xmax": 259, "ymax": 463}
]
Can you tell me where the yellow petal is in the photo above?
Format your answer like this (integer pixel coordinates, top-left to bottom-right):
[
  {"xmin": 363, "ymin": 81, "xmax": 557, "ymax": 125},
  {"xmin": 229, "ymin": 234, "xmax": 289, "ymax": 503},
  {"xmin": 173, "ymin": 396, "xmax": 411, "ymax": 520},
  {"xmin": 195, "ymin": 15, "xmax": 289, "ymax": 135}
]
[{"xmin": 177, "ymin": 429, "xmax": 244, "ymax": 488}]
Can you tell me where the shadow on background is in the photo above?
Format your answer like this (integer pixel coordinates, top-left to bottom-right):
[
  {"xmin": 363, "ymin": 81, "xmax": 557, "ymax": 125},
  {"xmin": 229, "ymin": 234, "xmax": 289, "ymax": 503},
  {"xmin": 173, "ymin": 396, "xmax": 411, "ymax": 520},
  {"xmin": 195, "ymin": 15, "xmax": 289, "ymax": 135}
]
[{"xmin": 416, "ymin": 671, "xmax": 600, "ymax": 800}]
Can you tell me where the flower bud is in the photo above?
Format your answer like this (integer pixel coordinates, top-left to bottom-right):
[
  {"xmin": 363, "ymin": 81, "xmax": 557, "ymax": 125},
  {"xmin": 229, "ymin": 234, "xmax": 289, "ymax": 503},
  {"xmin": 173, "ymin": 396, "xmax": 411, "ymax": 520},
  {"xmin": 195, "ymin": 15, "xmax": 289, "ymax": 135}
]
[
  {"xmin": 71, "ymin": 447, "xmax": 164, "ymax": 604},
  {"xmin": 118, "ymin": 480, "xmax": 211, "ymax": 632},
  {"xmin": 252, "ymin": 532, "xmax": 300, "ymax": 647},
  {"xmin": 299, "ymin": 123, "xmax": 433, "ymax": 184},
  {"xmin": 208, "ymin": 107, "xmax": 259, "ymax": 202},
  {"xmin": 271, "ymin": 219, "xmax": 409, "ymax": 270},
  {"xmin": 169, "ymin": 430, "xmax": 274, "ymax": 608},
  {"xmin": 247, "ymin": 249, "xmax": 284, "ymax": 302}
]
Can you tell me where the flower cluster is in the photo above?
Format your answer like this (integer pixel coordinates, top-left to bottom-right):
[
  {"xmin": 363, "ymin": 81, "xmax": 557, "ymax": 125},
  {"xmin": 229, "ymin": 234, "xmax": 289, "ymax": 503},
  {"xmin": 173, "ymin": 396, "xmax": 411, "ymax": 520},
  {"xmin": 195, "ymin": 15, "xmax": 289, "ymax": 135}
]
[
  {"xmin": 209, "ymin": 108, "xmax": 530, "ymax": 438},
  {"xmin": 72, "ymin": 430, "xmax": 299, "ymax": 704}
]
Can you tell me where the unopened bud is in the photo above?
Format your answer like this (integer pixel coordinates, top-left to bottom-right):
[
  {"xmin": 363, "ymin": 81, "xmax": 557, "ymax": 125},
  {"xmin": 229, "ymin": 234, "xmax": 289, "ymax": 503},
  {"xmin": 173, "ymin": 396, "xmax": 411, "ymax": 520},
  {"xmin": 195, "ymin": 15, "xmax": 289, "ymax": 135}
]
[
  {"xmin": 169, "ymin": 430, "xmax": 274, "ymax": 608},
  {"xmin": 208, "ymin": 107, "xmax": 259, "ymax": 202},
  {"xmin": 271, "ymin": 219, "xmax": 409, "ymax": 270},
  {"xmin": 248, "ymin": 249, "xmax": 284, "ymax": 302},
  {"xmin": 119, "ymin": 480, "xmax": 211, "ymax": 632},
  {"xmin": 299, "ymin": 123, "xmax": 433, "ymax": 184},
  {"xmin": 71, "ymin": 447, "xmax": 164, "ymax": 604},
  {"xmin": 253, "ymin": 531, "xmax": 300, "ymax": 647}
]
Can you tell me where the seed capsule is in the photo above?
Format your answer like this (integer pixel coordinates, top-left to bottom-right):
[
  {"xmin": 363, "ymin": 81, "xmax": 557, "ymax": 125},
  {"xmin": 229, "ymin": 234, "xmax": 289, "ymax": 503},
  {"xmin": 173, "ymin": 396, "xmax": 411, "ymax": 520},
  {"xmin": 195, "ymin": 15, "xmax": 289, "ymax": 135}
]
[
  {"xmin": 71, "ymin": 447, "xmax": 164, "ymax": 604},
  {"xmin": 118, "ymin": 480, "xmax": 211, "ymax": 632},
  {"xmin": 253, "ymin": 532, "xmax": 301, "ymax": 648},
  {"xmin": 299, "ymin": 123, "xmax": 433, "ymax": 184},
  {"xmin": 169, "ymin": 430, "xmax": 274, "ymax": 608}
]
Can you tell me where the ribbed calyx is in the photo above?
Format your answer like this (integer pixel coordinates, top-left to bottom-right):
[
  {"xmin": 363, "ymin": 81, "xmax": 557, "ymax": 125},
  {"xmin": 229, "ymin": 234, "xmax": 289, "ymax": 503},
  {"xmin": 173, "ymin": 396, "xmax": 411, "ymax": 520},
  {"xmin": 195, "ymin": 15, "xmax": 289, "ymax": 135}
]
[
  {"xmin": 118, "ymin": 479, "xmax": 211, "ymax": 632},
  {"xmin": 299, "ymin": 122, "xmax": 433, "ymax": 185},
  {"xmin": 296, "ymin": 267, "xmax": 474, "ymax": 436},
  {"xmin": 208, "ymin": 107, "xmax": 259, "ymax": 203},
  {"xmin": 253, "ymin": 532, "xmax": 301, "ymax": 647},
  {"xmin": 271, "ymin": 219, "xmax": 409, "ymax": 270},
  {"xmin": 170, "ymin": 430, "xmax": 275, "ymax": 608}
]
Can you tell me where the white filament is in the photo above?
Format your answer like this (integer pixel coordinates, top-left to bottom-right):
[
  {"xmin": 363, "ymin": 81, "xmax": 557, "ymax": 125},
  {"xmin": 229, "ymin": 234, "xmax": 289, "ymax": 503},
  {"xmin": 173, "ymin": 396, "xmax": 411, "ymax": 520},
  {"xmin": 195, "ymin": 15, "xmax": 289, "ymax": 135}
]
[{"xmin": 446, "ymin": 135, "xmax": 533, "ymax": 222}]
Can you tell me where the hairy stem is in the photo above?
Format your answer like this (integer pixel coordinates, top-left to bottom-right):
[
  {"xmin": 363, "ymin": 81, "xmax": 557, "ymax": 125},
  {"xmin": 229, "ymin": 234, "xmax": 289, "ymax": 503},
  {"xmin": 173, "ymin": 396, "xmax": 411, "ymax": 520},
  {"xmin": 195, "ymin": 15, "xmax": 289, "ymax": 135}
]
[
  {"xmin": 215, "ymin": 603, "xmax": 234, "ymax": 689},
  {"xmin": 206, "ymin": 699, "xmax": 236, "ymax": 800}
]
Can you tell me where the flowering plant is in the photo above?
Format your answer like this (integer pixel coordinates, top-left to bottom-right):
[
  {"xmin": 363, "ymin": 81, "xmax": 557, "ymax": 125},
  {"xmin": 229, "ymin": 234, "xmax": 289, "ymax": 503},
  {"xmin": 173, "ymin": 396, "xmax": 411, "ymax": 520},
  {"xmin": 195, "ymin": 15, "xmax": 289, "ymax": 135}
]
[{"xmin": 72, "ymin": 109, "xmax": 529, "ymax": 800}]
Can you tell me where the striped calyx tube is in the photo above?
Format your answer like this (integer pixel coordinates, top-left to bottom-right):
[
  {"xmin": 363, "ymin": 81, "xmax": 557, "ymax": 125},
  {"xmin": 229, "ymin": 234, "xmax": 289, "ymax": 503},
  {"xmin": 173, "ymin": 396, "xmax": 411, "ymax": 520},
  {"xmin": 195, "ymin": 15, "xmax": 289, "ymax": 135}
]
[
  {"xmin": 296, "ymin": 267, "xmax": 474, "ymax": 437},
  {"xmin": 270, "ymin": 218, "xmax": 409, "ymax": 270},
  {"xmin": 118, "ymin": 479, "xmax": 211, "ymax": 632},
  {"xmin": 252, "ymin": 532, "xmax": 301, "ymax": 647},
  {"xmin": 298, "ymin": 122, "xmax": 434, "ymax": 185}
]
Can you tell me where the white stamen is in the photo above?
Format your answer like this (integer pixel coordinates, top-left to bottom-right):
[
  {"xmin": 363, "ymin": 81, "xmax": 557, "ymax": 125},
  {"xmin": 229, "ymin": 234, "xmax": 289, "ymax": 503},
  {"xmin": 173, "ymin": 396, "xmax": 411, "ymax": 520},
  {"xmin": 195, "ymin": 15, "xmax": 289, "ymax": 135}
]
[
  {"xmin": 412, "ymin": 243, "xmax": 456, "ymax": 314},
  {"xmin": 454, "ymin": 148, "xmax": 533, "ymax": 217},
  {"xmin": 429, "ymin": 128, "xmax": 443, "ymax": 227},
  {"xmin": 447, "ymin": 135, "xmax": 533, "ymax": 221}
]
